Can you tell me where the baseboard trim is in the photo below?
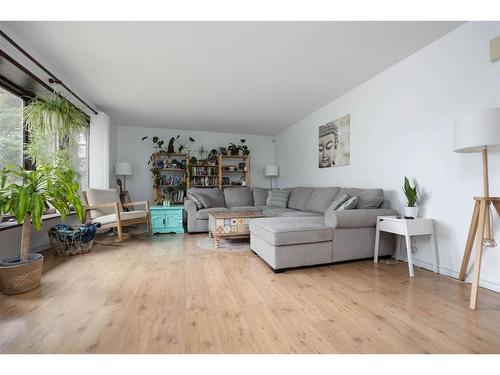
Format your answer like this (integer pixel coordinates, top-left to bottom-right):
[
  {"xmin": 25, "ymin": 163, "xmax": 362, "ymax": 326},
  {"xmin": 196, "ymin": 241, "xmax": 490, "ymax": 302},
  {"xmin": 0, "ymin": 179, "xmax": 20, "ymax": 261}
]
[{"xmin": 408, "ymin": 255, "xmax": 500, "ymax": 294}]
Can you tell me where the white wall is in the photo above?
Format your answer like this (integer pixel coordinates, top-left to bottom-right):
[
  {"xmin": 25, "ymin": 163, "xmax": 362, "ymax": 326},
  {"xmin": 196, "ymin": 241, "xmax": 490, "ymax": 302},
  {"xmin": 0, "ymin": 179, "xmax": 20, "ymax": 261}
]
[
  {"xmin": 115, "ymin": 126, "xmax": 275, "ymax": 203},
  {"xmin": 275, "ymin": 22, "xmax": 500, "ymax": 291}
]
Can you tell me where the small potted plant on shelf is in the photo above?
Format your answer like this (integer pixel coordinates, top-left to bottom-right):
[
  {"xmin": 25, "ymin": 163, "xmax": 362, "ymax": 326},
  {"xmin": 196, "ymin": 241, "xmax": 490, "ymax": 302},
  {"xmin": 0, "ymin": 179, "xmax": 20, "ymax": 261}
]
[
  {"xmin": 228, "ymin": 143, "xmax": 242, "ymax": 156},
  {"xmin": 0, "ymin": 165, "xmax": 84, "ymax": 294},
  {"xmin": 402, "ymin": 176, "xmax": 418, "ymax": 218},
  {"xmin": 207, "ymin": 149, "xmax": 219, "ymax": 164}
]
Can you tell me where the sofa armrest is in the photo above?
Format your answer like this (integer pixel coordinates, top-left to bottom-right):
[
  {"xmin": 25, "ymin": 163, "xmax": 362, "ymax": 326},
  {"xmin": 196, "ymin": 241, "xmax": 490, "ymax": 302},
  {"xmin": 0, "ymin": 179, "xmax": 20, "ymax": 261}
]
[
  {"xmin": 324, "ymin": 208, "xmax": 397, "ymax": 229},
  {"xmin": 184, "ymin": 199, "xmax": 198, "ymax": 214}
]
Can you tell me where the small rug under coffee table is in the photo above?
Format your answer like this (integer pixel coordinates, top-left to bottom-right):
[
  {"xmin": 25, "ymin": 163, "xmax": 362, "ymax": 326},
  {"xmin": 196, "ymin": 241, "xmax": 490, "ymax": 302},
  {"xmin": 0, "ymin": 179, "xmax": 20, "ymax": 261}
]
[{"xmin": 197, "ymin": 237, "xmax": 250, "ymax": 252}]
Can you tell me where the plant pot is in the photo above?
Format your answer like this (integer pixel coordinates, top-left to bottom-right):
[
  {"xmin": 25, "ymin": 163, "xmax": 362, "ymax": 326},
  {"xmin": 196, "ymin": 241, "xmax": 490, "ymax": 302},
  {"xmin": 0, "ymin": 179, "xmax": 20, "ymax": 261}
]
[
  {"xmin": 0, "ymin": 253, "xmax": 43, "ymax": 295},
  {"xmin": 230, "ymin": 150, "xmax": 240, "ymax": 156},
  {"xmin": 404, "ymin": 206, "xmax": 419, "ymax": 218}
]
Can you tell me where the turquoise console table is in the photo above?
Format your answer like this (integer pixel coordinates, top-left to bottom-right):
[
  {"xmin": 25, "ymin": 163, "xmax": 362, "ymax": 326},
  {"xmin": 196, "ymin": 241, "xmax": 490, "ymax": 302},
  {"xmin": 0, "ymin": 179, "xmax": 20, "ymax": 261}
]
[{"xmin": 150, "ymin": 205, "xmax": 184, "ymax": 234}]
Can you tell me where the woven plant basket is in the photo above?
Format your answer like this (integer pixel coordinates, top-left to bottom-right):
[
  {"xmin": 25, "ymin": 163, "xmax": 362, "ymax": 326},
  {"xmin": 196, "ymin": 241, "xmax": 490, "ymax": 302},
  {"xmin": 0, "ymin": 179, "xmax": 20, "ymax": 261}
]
[
  {"xmin": 0, "ymin": 254, "xmax": 43, "ymax": 295},
  {"xmin": 48, "ymin": 223, "xmax": 98, "ymax": 256},
  {"xmin": 49, "ymin": 236, "xmax": 94, "ymax": 256}
]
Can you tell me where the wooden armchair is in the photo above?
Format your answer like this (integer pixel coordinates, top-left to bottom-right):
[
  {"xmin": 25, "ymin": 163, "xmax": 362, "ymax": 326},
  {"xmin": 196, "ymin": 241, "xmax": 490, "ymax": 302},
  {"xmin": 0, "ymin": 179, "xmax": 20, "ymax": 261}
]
[{"xmin": 82, "ymin": 188, "xmax": 151, "ymax": 241}]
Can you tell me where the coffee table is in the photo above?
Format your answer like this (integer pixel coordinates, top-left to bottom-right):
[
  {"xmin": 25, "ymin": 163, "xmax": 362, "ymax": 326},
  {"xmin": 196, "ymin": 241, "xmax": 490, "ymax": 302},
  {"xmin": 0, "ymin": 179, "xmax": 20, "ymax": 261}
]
[{"xmin": 208, "ymin": 210, "xmax": 264, "ymax": 248}]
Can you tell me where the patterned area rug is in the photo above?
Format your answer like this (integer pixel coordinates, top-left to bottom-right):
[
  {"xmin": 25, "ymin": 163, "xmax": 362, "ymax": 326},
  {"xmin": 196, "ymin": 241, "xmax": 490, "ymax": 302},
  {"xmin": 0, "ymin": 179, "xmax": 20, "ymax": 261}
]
[{"xmin": 197, "ymin": 237, "xmax": 251, "ymax": 252}]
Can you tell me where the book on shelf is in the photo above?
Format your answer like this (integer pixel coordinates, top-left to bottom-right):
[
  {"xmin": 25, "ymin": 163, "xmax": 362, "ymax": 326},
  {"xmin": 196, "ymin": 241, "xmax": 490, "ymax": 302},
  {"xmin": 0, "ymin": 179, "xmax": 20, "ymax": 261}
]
[
  {"xmin": 190, "ymin": 176, "xmax": 218, "ymax": 186},
  {"xmin": 190, "ymin": 166, "xmax": 216, "ymax": 176},
  {"xmin": 162, "ymin": 175, "xmax": 184, "ymax": 186}
]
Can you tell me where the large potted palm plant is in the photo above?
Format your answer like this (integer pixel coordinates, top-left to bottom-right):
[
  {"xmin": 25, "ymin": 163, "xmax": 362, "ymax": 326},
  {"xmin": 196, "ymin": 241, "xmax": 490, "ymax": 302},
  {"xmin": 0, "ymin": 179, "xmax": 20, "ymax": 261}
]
[
  {"xmin": 0, "ymin": 91, "xmax": 87, "ymax": 294},
  {"xmin": 0, "ymin": 165, "xmax": 84, "ymax": 294}
]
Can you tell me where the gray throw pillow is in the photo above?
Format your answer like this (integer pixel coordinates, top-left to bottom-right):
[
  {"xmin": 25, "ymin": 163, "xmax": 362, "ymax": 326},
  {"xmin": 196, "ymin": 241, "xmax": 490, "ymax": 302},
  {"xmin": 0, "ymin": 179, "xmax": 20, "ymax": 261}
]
[
  {"xmin": 195, "ymin": 193, "xmax": 213, "ymax": 208},
  {"xmin": 187, "ymin": 191, "xmax": 203, "ymax": 209},
  {"xmin": 336, "ymin": 196, "xmax": 358, "ymax": 211},
  {"xmin": 252, "ymin": 187, "xmax": 270, "ymax": 206},
  {"xmin": 224, "ymin": 187, "xmax": 253, "ymax": 208},
  {"xmin": 326, "ymin": 193, "xmax": 350, "ymax": 211},
  {"xmin": 268, "ymin": 190, "xmax": 290, "ymax": 208}
]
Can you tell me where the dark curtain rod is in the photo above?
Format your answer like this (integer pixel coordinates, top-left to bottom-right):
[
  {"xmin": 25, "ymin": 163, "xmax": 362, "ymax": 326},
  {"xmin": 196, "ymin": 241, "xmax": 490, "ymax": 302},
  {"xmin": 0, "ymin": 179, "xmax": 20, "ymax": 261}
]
[{"xmin": 0, "ymin": 29, "xmax": 98, "ymax": 115}]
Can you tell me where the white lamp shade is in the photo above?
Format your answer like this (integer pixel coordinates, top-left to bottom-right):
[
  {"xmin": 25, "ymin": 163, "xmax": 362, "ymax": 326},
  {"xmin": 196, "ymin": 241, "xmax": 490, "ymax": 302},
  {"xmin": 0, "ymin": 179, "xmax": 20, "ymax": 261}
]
[
  {"xmin": 264, "ymin": 165, "xmax": 279, "ymax": 177},
  {"xmin": 454, "ymin": 108, "xmax": 500, "ymax": 153},
  {"xmin": 115, "ymin": 162, "xmax": 133, "ymax": 176}
]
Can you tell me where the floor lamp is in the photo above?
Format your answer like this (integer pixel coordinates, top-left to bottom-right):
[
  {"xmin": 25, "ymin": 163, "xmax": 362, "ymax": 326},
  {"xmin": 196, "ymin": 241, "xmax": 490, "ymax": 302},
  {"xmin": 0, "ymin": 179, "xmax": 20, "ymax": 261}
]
[
  {"xmin": 265, "ymin": 165, "xmax": 279, "ymax": 189},
  {"xmin": 454, "ymin": 108, "xmax": 500, "ymax": 310}
]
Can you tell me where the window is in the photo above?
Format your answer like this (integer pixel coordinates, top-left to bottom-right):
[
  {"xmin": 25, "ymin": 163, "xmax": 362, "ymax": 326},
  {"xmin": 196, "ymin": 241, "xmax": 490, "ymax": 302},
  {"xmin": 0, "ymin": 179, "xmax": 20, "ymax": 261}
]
[
  {"xmin": 0, "ymin": 86, "xmax": 24, "ymax": 170},
  {"xmin": 75, "ymin": 126, "xmax": 89, "ymax": 190}
]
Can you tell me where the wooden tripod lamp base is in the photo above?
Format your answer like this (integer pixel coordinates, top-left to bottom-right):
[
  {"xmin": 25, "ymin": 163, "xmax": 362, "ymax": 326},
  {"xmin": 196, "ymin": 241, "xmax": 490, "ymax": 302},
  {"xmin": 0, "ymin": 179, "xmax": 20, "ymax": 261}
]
[
  {"xmin": 454, "ymin": 108, "xmax": 500, "ymax": 310},
  {"xmin": 459, "ymin": 197, "xmax": 500, "ymax": 310}
]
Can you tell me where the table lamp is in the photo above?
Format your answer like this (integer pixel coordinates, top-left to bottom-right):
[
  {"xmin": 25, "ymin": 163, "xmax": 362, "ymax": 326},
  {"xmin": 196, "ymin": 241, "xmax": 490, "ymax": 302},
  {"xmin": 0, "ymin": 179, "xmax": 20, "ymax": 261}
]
[
  {"xmin": 454, "ymin": 107, "xmax": 500, "ymax": 309},
  {"xmin": 264, "ymin": 165, "xmax": 279, "ymax": 189}
]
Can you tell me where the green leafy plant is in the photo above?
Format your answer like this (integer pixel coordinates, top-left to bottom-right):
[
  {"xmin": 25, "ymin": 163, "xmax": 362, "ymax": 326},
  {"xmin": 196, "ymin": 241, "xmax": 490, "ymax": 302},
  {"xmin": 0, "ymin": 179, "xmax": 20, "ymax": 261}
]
[
  {"xmin": 207, "ymin": 149, "xmax": 219, "ymax": 163},
  {"xmin": 142, "ymin": 135, "xmax": 195, "ymax": 154},
  {"xmin": 228, "ymin": 143, "xmax": 242, "ymax": 156},
  {"xmin": 0, "ymin": 165, "xmax": 84, "ymax": 262},
  {"xmin": 23, "ymin": 93, "xmax": 87, "ymax": 167},
  {"xmin": 403, "ymin": 176, "xmax": 417, "ymax": 207}
]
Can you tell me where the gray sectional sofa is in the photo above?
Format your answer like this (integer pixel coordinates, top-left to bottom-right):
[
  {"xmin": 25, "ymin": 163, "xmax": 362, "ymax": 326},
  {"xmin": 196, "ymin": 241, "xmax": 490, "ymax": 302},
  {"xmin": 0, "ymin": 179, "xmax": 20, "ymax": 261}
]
[{"xmin": 184, "ymin": 186, "xmax": 396, "ymax": 271}]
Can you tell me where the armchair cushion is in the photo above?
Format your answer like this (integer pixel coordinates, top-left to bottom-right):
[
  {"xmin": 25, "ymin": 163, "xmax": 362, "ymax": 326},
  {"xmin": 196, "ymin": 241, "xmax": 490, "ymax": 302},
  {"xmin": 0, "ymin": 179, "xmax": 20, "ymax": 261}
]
[
  {"xmin": 85, "ymin": 188, "xmax": 121, "ymax": 219},
  {"xmin": 91, "ymin": 210, "xmax": 147, "ymax": 225}
]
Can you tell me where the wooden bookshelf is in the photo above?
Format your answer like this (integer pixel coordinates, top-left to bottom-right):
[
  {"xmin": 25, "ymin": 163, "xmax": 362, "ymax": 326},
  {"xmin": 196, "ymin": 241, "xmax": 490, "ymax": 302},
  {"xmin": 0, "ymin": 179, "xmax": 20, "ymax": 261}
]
[
  {"xmin": 152, "ymin": 152, "xmax": 189, "ymax": 204},
  {"xmin": 218, "ymin": 155, "xmax": 250, "ymax": 189}
]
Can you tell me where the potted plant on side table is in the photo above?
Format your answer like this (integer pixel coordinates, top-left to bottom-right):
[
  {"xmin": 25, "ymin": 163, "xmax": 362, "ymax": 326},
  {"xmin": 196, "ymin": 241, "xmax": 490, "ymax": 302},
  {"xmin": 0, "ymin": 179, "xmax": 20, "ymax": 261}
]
[
  {"xmin": 402, "ymin": 176, "xmax": 418, "ymax": 218},
  {"xmin": 0, "ymin": 165, "xmax": 84, "ymax": 295}
]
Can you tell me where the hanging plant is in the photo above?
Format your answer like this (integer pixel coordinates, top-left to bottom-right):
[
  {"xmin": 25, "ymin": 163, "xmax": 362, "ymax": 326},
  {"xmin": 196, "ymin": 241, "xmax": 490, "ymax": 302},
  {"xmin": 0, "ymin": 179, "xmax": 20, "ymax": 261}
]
[{"xmin": 23, "ymin": 92, "xmax": 87, "ymax": 167}]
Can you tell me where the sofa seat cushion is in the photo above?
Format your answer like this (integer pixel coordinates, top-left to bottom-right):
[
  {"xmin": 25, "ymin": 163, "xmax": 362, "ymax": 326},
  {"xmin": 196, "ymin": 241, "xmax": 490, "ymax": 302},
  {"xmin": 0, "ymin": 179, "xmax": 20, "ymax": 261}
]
[
  {"xmin": 92, "ymin": 210, "xmax": 147, "ymax": 225},
  {"xmin": 230, "ymin": 205, "xmax": 263, "ymax": 212},
  {"xmin": 262, "ymin": 207, "xmax": 293, "ymax": 217},
  {"xmin": 250, "ymin": 217, "xmax": 332, "ymax": 246},
  {"xmin": 224, "ymin": 187, "xmax": 253, "ymax": 208},
  {"xmin": 276, "ymin": 210, "xmax": 321, "ymax": 217},
  {"xmin": 288, "ymin": 187, "xmax": 314, "ymax": 210},
  {"xmin": 305, "ymin": 187, "xmax": 341, "ymax": 214},
  {"xmin": 196, "ymin": 207, "xmax": 230, "ymax": 220}
]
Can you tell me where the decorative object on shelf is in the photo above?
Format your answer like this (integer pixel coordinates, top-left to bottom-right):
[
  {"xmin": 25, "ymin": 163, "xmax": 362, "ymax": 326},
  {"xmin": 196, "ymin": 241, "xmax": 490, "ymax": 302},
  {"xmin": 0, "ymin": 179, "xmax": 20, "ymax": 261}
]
[
  {"xmin": 49, "ymin": 222, "xmax": 101, "ymax": 256},
  {"xmin": 0, "ymin": 165, "xmax": 84, "ymax": 295},
  {"xmin": 197, "ymin": 144, "xmax": 208, "ymax": 162},
  {"xmin": 150, "ymin": 205, "xmax": 184, "ymax": 234},
  {"xmin": 219, "ymin": 147, "xmax": 227, "ymax": 155},
  {"xmin": 454, "ymin": 107, "xmax": 500, "ymax": 310},
  {"xmin": 264, "ymin": 165, "xmax": 279, "ymax": 189},
  {"xmin": 318, "ymin": 114, "xmax": 350, "ymax": 168},
  {"xmin": 402, "ymin": 176, "xmax": 418, "ymax": 218}
]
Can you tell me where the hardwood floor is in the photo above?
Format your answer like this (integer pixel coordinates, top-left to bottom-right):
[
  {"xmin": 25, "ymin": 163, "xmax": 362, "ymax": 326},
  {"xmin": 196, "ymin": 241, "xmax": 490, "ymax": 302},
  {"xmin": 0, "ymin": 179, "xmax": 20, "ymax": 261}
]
[{"xmin": 1, "ymin": 233, "xmax": 500, "ymax": 353}]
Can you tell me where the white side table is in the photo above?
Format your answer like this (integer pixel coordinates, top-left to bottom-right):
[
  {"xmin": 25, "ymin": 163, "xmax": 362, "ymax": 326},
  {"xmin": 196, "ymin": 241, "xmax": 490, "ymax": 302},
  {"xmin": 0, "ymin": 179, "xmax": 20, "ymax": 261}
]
[{"xmin": 374, "ymin": 216, "xmax": 439, "ymax": 277}]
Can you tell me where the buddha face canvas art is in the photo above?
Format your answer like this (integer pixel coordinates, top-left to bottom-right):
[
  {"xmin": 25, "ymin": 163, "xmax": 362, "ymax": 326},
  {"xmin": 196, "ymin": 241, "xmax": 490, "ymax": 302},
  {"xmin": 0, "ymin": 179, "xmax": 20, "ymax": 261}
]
[{"xmin": 318, "ymin": 114, "xmax": 350, "ymax": 168}]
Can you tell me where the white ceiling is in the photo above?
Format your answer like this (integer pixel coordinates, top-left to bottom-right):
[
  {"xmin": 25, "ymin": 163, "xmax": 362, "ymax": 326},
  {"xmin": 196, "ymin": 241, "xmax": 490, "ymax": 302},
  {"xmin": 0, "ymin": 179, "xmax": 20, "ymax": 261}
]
[{"xmin": 6, "ymin": 21, "xmax": 462, "ymax": 135}]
